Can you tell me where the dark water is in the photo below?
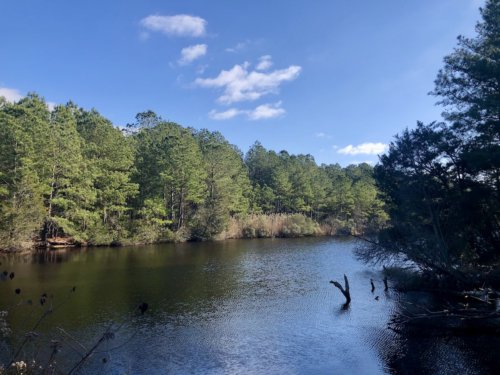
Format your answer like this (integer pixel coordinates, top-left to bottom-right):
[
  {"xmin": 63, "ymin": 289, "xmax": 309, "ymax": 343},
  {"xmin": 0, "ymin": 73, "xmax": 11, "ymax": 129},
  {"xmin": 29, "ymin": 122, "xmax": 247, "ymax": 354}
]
[{"xmin": 0, "ymin": 238, "xmax": 497, "ymax": 374}]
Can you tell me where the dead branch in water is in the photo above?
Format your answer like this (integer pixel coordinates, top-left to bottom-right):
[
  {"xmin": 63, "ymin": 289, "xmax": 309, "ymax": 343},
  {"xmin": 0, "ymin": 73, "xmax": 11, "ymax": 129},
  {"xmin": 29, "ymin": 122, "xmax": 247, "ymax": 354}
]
[
  {"xmin": 383, "ymin": 276, "xmax": 389, "ymax": 291},
  {"xmin": 330, "ymin": 274, "xmax": 351, "ymax": 304}
]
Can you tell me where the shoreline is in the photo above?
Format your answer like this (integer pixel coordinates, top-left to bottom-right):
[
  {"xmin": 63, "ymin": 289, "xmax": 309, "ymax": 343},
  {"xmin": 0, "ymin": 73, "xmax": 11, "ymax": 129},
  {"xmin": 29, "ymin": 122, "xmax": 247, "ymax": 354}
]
[{"xmin": 0, "ymin": 231, "xmax": 353, "ymax": 255}]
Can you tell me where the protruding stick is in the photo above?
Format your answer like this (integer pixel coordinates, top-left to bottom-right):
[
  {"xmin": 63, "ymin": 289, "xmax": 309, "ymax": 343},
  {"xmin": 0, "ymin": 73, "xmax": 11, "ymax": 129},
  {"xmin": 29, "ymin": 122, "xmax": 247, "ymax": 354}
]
[
  {"xmin": 330, "ymin": 274, "xmax": 351, "ymax": 304},
  {"xmin": 370, "ymin": 278, "xmax": 375, "ymax": 293}
]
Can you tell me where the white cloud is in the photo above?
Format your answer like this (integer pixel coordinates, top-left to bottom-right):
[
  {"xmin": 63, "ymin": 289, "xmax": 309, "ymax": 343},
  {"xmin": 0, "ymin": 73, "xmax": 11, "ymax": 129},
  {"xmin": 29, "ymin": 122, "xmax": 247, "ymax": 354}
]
[
  {"xmin": 256, "ymin": 55, "xmax": 273, "ymax": 71},
  {"xmin": 209, "ymin": 101, "xmax": 285, "ymax": 121},
  {"xmin": 140, "ymin": 14, "xmax": 207, "ymax": 37},
  {"xmin": 209, "ymin": 108, "xmax": 243, "ymax": 120},
  {"xmin": 195, "ymin": 61, "xmax": 301, "ymax": 104},
  {"xmin": 337, "ymin": 142, "xmax": 388, "ymax": 155},
  {"xmin": 248, "ymin": 102, "xmax": 285, "ymax": 120},
  {"xmin": 0, "ymin": 87, "xmax": 23, "ymax": 102},
  {"xmin": 178, "ymin": 44, "xmax": 207, "ymax": 65}
]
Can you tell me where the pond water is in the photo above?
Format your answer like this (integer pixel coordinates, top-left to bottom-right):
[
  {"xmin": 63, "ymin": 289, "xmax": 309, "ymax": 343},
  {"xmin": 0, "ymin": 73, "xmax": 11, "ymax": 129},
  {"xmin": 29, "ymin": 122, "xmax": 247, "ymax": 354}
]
[{"xmin": 0, "ymin": 238, "xmax": 497, "ymax": 374}]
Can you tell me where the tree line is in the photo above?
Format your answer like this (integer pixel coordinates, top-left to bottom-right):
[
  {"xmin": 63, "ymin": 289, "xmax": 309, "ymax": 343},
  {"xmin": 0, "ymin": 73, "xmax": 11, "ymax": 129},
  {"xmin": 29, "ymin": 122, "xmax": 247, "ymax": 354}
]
[{"xmin": 0, "ymin": 99, "xmax": 387, "ymax": 250}]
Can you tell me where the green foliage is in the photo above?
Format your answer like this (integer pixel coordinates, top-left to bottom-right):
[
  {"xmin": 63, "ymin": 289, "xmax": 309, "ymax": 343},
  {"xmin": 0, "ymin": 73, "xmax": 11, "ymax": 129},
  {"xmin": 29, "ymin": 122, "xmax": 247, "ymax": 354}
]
[
  {"xmin": 281, "ymin": 214, "xmax": 321, "ymax": 237},
  {"xmin": 361, "ymin": 1, "xmax": 500, "ymax": 287},
  {"xmin": 0, "ymin": 98, "xmax": 47, "ymax": 248},
  {"xmin": 190, "ymin": 130, "xmax": 251, "ymax": 240},
  {"xmin": 75, "ymin": 109, "xmax": 138, "ymax": 243},
  {"xmin": 244, "ymin": 143, "xmax": 385, "ymax": 234},
  {"xmin": 431, "ymin": 0, "xmax": 500, "ymax": 209},
  {"xmin": 0, "ymin": 97, "xmax": 137, "ymax": 248},
  {"xmin": 133, "ymin": 197, "xmax": 173, "ymax": 243},
  {"xmin": 43, "ymin": 104, "xmax": 96, "ymax": 242},
  {"xmin": 132, "ymin": 119, "xmax": 207, "ymax": 241},
  {"xmin": 0, "ymin": 95, "xmax": 387, "ymax": 249}
]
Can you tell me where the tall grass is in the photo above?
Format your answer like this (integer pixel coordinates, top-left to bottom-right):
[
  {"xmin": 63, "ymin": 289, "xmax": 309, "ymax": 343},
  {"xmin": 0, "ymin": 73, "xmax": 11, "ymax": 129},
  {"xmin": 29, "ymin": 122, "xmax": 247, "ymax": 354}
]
[{"xmin": 218, "ymin": 213, "xmax": 325, "ymax": 240}]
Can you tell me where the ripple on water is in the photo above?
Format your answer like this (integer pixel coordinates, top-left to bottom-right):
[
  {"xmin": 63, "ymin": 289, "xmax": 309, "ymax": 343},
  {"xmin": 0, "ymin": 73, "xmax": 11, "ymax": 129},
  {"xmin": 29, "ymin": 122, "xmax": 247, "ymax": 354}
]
[{"xmin": 1, "ymin": 238, "xmax": 496, "ymax": 374}]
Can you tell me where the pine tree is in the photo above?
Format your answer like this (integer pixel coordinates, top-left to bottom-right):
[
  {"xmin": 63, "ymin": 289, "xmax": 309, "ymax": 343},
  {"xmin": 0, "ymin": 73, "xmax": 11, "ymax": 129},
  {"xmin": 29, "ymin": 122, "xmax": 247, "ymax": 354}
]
[
  {"xmin": 192, "ymin": 130, "xmax": 251, "ymax": 239},
  {"xmin": 43, "ymin": 104, "xmax": 96, "ymax": 243},
  {"xmin": 0, "ymin": 98, "xmax": 46, "ymax": 248},
  {"xmin": 134, "ymin": 121, "xmax": 206, "ymax": 237},
  {"xmin": 76, "ymin": 108, "xmax": 138, "ymax": 243}
]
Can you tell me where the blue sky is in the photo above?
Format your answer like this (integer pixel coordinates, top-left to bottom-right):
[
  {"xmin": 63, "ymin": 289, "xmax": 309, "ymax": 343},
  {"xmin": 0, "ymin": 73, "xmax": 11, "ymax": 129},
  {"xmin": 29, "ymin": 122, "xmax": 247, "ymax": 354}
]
[{"xmin": 0, "ymin": 0, "xmax": 483, "ymax": 165}]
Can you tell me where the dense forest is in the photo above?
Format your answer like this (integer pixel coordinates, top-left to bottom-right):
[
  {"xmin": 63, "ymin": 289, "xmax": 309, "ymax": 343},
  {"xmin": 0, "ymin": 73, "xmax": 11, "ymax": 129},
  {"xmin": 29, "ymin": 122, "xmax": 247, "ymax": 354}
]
[
  {"xmin": 0, "ymin": 98, "xmax": 387, "ymax": 251},
  {"xmin": 358, "ymin": 0, "xmax": 499, "ymax": 289}
]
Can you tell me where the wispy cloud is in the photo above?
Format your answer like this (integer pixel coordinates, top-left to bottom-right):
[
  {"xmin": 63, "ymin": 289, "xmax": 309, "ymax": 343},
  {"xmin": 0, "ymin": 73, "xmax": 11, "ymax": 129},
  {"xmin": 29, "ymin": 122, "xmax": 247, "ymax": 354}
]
[
  {"xmin": 315, "ymin": 132, "xmax": 332, "ymax": 139},
  {"xmin": 256, "ymin": 55, "xmax": 273, "ymax": 71},
  {"xmin": 140, "ymin": 14, "xmax": 207, "ymax": 37},
  {"xmin": 196, "ymin": 64, "xmax": 208, "ymax": 75},
  {"xmin": 209, "ymin": 101, "xmax": 285, "ymax": 121},
  {"xmin": 178, "ymin": 44, "xmax": 207, "ymax": 65},
  {"xmin": 209, "ymin": 108, "xmax": 242, "ymax": 120},
  {"xmin": 0, "ymin": 86, "xmax": 23, "ymax": 102},
  {"xmin": 225, "ymin": 39, "xmax": 263, "ymax": 53},
  {"xmin": 225, "ymin": 41, "xmax": 247, "ymax": 53},
  {"xmin": 248, "ymin": 101, "xmax": 284, "ymax": 120},
  {"xmin": 338, "ymin": 142, "xmax": 388, "ymax": 155},
  {"xmin": 195, "ymin": 60, "xmax": 301, "ymax": 104}
]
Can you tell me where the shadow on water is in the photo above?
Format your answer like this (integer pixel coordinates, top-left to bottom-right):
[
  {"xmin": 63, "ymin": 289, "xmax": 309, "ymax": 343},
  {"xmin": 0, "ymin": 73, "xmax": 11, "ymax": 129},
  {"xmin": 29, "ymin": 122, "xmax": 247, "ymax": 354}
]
[{"xmin": 375, "ymin": 291, "xmax": 500, "ymax": 375}]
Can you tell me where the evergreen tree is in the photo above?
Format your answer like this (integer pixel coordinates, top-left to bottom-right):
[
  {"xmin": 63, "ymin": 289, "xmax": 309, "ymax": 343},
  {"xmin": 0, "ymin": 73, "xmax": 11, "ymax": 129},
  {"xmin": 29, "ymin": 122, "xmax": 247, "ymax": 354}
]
[
  {"xmin": 76, "ymin": 108, "xmax": 138, "ymax": 242},
  {"xmin": 134, "ymin": 121, "xmax": 206, "ymax": 236},
  {"xmin": 192, "ymin": 130, "xmax": 250, "ymax": 239},
  {"xmin": 0, "ymin": 103, "xmax": 45, "ymax": 247},
  {"xmin": 363, "ymin": 1, "xmax": 500, "ymax": 285},
  {"xmin": 0, "ymin": 94, "xmax": 388, "ymax": 248},
  {"xmin": 43, "ymin": 104, "xmax": 95, "ymax": 242},
  {"xmin": 245, "ymin": 142, "xmax": 279, "ymax": 212}
]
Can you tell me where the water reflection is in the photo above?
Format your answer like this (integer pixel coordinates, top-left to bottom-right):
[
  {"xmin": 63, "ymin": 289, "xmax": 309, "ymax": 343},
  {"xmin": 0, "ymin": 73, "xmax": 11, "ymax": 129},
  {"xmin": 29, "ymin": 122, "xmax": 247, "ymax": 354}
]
[
  {"xmin": 377, "ymin": 291, "xmax": 500, "ymax": 374},
  {"xmin": 1, "ymin": 238, "xmax": 497, "ymax": 374}
]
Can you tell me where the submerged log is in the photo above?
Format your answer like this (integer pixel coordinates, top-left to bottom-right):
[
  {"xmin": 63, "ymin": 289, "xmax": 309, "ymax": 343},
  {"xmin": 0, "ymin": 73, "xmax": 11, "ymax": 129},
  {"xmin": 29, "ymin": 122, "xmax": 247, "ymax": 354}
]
[{"xmin": 330, "ymin": 274, "xmax": 351, "ymax": 304}]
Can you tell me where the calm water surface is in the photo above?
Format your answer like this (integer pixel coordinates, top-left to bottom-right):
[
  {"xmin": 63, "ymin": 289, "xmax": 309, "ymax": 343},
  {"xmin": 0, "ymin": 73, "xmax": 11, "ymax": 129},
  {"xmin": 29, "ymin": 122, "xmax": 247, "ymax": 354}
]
[{"xmin": 0, "ymin": 238, "xmax": 497, "ymax": 374}]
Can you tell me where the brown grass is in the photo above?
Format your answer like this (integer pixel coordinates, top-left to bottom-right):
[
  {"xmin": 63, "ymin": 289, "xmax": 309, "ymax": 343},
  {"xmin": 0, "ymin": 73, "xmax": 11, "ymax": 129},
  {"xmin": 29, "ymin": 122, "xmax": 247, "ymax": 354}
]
[{"xmin": 218, "ymin": 213, "xmax": 325, "ymax": 240}]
